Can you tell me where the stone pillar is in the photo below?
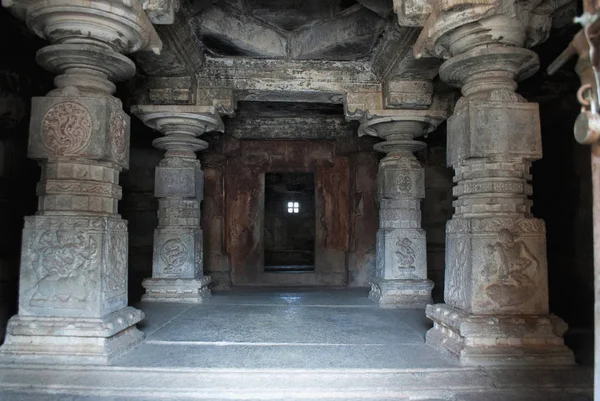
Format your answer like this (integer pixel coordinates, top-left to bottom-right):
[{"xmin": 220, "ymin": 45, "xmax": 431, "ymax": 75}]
[
  {"xmin": 0, "ymin": 0, "xmax": 161, "ymax": 364},
  {"xmin": 362, "ymin": 114, "xmax": 443, "ymax": 308},
  {"xmin": 416, "ymin": 13, "xmax": 575, "ymax": 365},
  {"xmin": 132, "ymin": 105, "xmax": 224, "ymax": 302}
]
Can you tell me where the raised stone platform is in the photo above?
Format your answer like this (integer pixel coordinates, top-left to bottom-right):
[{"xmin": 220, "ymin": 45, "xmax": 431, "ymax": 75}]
[{"xmin": 0, "ymin": 289, "xmax": 592, "ymax": 400}]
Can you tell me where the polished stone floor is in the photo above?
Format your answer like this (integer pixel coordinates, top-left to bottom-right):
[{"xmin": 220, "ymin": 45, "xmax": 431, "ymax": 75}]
[
  {"xmin": 0, "ymin": 288, "xmax": 593, "ymax": 400},
  {"xmin": 120, "ymin": 288, "xmax": 453, "ymax": 369}
]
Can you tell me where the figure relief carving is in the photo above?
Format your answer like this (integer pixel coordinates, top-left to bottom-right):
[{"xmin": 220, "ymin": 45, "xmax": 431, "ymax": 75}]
[
  {"xmin": 41, "ymin": 102, "xmax": 92, "ymax": 155},
  {"xmin": 484, "ymin": 229, "xmax": 539, "ymax": 307},
  {"xmin": 105, "ymin": 231, "xmax": 127, "ymax": 297},
  {"xmin": 395, "ymin": 237, "xmax": 415, "ymax": 270},
  {"xmin": 29, "ymin": 229, "xmax": 98, "ymax": 307},
  {"xmin": 447, "ymin": 238, "xmax": 469, "ymax": 308},
  {"xmin": 110, "ymin": 109, "xmax": 128, "ymax": 162},
  {"xmin": 160, "ymin": 238, "xmax": 188, "ymax": 275}
]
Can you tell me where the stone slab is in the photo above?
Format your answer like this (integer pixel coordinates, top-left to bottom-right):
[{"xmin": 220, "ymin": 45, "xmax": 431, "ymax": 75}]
[
  {"xmin": 426, "ymin": 304, "xmax": 574, "ymax": 366},
  {"xmin": 142, "ymin": 278, "xmax": 211, "ymax": 303},
  {"xmin": 0, "ymin": 306, "xmax": 144, "ymax": 364},
  {"xmin": 369, "ymin": 278, "xmax": 433, "ymax": 308}
]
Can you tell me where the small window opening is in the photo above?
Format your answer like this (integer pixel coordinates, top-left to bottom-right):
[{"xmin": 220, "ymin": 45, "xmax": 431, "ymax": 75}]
[{"xmin": 287, "ymin": 201, "xmax": 300, "ymax": 214}]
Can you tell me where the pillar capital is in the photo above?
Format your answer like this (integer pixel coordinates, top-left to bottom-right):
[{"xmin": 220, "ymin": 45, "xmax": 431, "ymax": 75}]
[
  {"xmin": 132, "ymin": 104, "xmax": 224, "ymax": 159},
  {"xmin": 131, "ymin": 104, "xmax": 225, "ymax": 135},
  {"xmin": 411, "ymin": 0, "xmax": 558, "ymax": 60},
  {"xmin": 3, "ymin": 0, "xmax": 162, "ymax": 98},
  {"xmin": 3, "ymin": 0, "xmax": 161, "ymax": 54},
  {"xmin": 358, "ymin": 109, "xmax": 447, "ymax": 139}
]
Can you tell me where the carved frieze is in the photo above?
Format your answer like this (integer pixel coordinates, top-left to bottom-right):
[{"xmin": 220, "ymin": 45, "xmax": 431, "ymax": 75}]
[
  {"xmin": 447, "ymin": 217, "xmax": 546, "ymax": 234},
  {"xmin": 104, "ymin": 230, "xmax": 128, "ymax": 299},
  {"xmin": 109, "ymin": 109, "xmax": 128, "ymax": 163}
]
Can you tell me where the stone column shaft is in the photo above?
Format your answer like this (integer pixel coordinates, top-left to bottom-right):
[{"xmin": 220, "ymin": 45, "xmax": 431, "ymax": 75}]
[
  {"xmin": 132, "ymin": 105, "xmax": 223, "ymax": 302},
  {"xmin": 363, "ymin": 115, "xmax": 443, "ymax": 308},
  {"xmin": 416, "ymin": 12, "xmax": 574, "ymax": 365},
  {"xmin": 0, "ymin": 0, "xmax": 161, "ymax": 364}
]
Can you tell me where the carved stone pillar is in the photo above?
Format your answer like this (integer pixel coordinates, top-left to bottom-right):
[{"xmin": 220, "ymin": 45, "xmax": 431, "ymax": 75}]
[
  {"xmin": 0, "ymin": 0, "xmax": 161, "ymax": 364},
  {"xmin": 414, "ymin": 11, "xmax": 575, "ymax": 364},
  {"xmin": 361, "ymin": 113, "xmax": 444, "ymax": 308},
  {"xmin": 132, "ymin": 105, "xmax": 224, "ymax": 302}
]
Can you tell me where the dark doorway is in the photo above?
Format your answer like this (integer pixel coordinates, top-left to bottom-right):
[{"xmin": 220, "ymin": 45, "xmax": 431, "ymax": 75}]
[{"xmin": 264, "ymin": 173, "xmax": 315, "ymax": 272}]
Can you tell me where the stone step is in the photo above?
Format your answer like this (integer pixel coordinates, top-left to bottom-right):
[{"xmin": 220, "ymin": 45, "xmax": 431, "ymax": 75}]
[{"xmin": 0, "ymin": 364, "xmax": 592, "ymax": 401}]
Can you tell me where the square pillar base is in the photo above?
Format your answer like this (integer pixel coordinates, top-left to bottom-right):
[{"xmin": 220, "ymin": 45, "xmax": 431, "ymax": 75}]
[
  {"xmin": 425, "ymin": 304, "xmax": 575, "ymax": 366},
  {"xmin": 0, "ymin": 306, "xmax": 144, "ymax": 365},
  {"xmin": 142, "ymin": 277, "xmax": 211, "ymax": 303},
  {"xmin": 369, "ymin": 278, "xmax": 433, "ymax": 308}
]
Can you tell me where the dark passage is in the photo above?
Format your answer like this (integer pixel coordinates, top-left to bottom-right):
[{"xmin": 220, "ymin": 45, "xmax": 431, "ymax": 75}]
[{"xmin": 264, "ymin": 173, "xmax": 315, "ymax": 272}]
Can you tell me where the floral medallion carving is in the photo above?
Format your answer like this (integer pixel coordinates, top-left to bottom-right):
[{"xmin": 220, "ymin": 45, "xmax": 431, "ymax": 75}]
[
  {"xmin": 110, "ymin": 109, "xmax": 127, "ymax": 162},
  {"xmin": 41, "ymin": 102, "xmax": 92, "ymax": 155},
  {"xmin": 160, "ymin": 238, "xmax": 188, "ymax": 275}
]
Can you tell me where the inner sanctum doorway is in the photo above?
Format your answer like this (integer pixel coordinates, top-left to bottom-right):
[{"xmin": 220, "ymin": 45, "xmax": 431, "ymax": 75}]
[{"xmin": 264, "ymin": 173, "xmax": 316, "ymax": 273}]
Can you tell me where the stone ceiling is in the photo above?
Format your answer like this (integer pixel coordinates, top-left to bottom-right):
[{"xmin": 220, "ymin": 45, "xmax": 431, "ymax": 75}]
[
  {"xmin": 187, "ymin": 0, "xmax": 389, "ymax": 60},
  {"xmin": 132, "ymin": 0, "xmax": 578, "ymax": 119}
]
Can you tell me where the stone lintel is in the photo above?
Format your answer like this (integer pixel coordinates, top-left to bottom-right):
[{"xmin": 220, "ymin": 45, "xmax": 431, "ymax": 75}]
[
  {"xmin": 384, "ymin": 80, "xmax": 433, "ymax": 110},
  {"xmin": 147, "ymin": 76, "xmax": 197, "ymax": 105}
]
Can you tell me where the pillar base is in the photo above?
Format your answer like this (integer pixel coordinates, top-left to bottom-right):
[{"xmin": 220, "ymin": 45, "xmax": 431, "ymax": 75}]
[
  {"xmin": 0, "ymin": 306, "xmax": 144, "ymax": 365},
  {"xmin": 142, "ymin": 277, "xmax": 211, "ymax": 303},
  {"xmin": 369, "ymin": 278, "xmax": 433, "ymax": 308},
  {"xmin": 425, "ymin": 304, "xmax": 574, "ymax": 366}
]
